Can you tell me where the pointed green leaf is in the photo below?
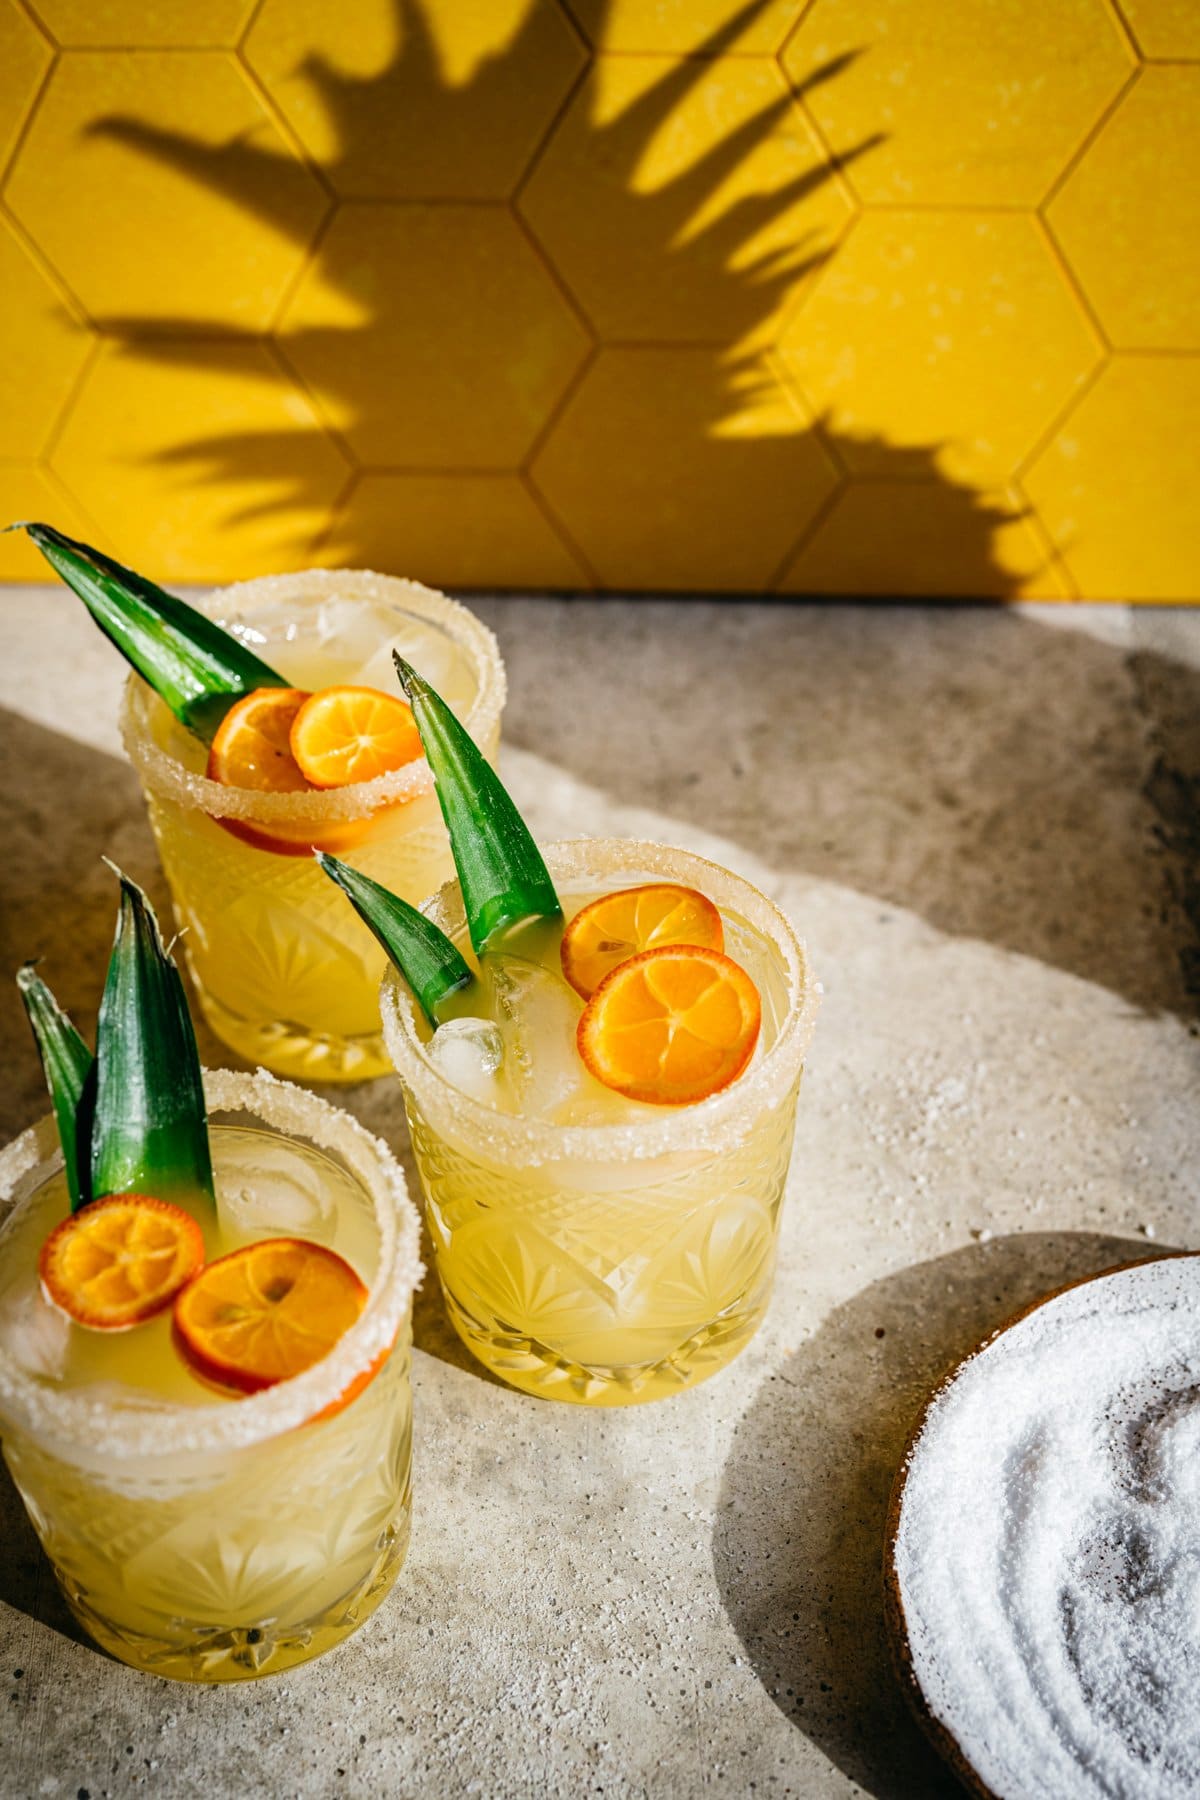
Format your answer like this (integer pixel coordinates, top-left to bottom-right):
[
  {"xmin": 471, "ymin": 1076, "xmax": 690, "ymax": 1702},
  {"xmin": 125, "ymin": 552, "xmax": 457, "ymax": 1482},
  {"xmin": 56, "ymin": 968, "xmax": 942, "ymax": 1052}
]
[
  {"xmin": 91, "ymin": 867, "xmax": 214, "ymax": 1207},
  {"xmin": 8, "ymin": 522, "xmax": 287, "ymax": 742},
  {"xmin": 16, "ymin": 965, "xmax": 95, "ymax": 1214},
  {"xmin": 393, "ymin": 654, "xmax": 560, "ymax": 955},
  {"xmin": 316, "ymin": 852, "xmax": 473, "ymax": 1029}
]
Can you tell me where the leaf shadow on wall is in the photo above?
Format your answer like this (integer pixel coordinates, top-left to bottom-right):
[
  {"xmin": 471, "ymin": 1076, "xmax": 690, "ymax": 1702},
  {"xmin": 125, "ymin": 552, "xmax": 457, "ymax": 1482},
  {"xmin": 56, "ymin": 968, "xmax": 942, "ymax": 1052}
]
[
  {"xmin": 712, "ymin": 1231, "xmax": 1174, "ymax": 1799},
  {"xmin": 85, "ymin": 0, "xmax": 1035, "ymax": 598}
]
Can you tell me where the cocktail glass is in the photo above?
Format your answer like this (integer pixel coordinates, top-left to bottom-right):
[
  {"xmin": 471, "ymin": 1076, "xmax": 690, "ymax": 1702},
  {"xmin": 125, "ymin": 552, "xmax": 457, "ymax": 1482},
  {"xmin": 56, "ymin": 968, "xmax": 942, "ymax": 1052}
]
[
  {"xmin": 120, "ymin": 570, "xmax": 505, "ymax": 1081},
  {"xmin": 381, "ymin": 840, "xmax": 819, "ymax": 1406},
  {"xmin": 0, "ymin": 1068, "xmax": 422, "ymax": 1682}
]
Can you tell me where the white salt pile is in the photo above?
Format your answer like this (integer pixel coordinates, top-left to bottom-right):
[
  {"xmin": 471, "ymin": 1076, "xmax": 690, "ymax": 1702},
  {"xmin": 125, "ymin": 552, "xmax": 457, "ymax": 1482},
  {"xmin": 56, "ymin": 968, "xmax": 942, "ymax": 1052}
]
[{"xmin": 891, "ymin": 1255, "xmax": 1200, "ymax": 1800}]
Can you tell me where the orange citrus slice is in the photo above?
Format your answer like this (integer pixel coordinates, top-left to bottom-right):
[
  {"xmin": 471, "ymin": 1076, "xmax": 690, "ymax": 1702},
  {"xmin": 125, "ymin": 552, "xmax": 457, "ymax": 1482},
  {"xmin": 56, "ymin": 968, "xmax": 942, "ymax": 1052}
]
[
  {"xmin": 577, "ymin": 945, "xmax": 761, "ymax": 1106},
  {"xmin": 560, "ymin": 882, "xmax": 724, "ymax": 999},
  {"xmin": 289, "ymin": 686, "xmax": 422, "ymax": 789},
  {"xmin": 172, "ymin": 1237, "xmax": 368, "ymax": 1397},
  {"xmin": 39, "ymin": 1193, "xmax": 205, "ymax": 1332},
  {"xmin": 206, "ymin": 686, "xmax": 370, "ymax": 856}
]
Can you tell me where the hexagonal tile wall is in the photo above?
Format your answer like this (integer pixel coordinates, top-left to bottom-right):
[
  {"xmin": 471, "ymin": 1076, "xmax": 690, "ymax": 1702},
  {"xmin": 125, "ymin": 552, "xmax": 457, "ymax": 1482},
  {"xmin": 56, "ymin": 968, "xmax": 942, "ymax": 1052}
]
[
  {"xmin": 531, "ymin": 346, "xmax": 838, "ymax": 590},
  {"xmin": 1117, "ymin": 0, "xmax": 1200, "ymax": 57},
  {"xmin": 244, "ymin": 0, "xmax": 587, "ymax": 200},
  {"xmin": 1047, "ymin": 66, "xmax": 1200, "ymax": 351},
  {"xmin": 0, "ymin": 0, "xmax": 52, "ymax": 177},
  {"xmin": 567, "ymin": 0, "xmax": 805, "ymax": 55},
  {"xmin": 6, "ymin": 50, "xmax": 329, "ymax": 332},
  {"xmin": 780, "ymin": 212, "xmax": 1102, "ymax": 487},
  {"xmin": 279, "ymin": 202, "xmax": 591, "ymax": 468},
  {"xmin": 0, "ymin": 466, "xmax": 100, "ymax": 580},
  {"xmin": 779, "ymin": 479, "xmax": 1066, "ymax": 598},
  {"xmin": 50, "ymin": 339, "xmax": 352, "ymax": 582},
  {"xmin": 520, "ymin": 52, "xmax": 854, "ymax": 347},
  {"xmin": 0, "ymin": 0, "xmax": 1194, "ymax": 597},
  {"xmin": 329, "ymin": 473, "xmax": 587, "ymax": 590},
  {"xmin": 0, "ymin": 216, "xmax": 89, "ymax": 458},
  {"xmin": 782, "ymin": 0, "xmax": 1135, "ymax": 206},
  {"xmin": 25, "ymin": 1, "xmax": 256, "ymax": 46},
  {"xmin": 1025, "ymin": 357, "xmax": 1200, "ymax": 601}
]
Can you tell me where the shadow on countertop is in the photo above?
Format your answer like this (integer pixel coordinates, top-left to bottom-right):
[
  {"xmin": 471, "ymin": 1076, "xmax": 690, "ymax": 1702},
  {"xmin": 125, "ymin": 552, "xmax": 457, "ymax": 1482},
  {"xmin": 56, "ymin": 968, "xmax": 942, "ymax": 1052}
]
[{"xmin": 711, "ymin": 1230, "xmax": 1173, "ymax": 1799}]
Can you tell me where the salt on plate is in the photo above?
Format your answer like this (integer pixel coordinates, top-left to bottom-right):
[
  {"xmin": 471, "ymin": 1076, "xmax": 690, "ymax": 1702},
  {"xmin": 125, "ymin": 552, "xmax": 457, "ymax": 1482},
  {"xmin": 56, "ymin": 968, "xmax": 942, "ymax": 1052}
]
[{"xmin": 886, "ymin": 1254, "xmax": 1200, "ymax": 1800}]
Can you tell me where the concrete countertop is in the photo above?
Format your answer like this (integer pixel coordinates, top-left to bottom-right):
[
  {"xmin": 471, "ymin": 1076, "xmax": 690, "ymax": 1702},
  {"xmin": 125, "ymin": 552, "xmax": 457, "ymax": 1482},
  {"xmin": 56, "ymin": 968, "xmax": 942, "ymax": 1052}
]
[{"xmin": 1, "ymin": 591, "xmax": 1197, "ymax": 1800}]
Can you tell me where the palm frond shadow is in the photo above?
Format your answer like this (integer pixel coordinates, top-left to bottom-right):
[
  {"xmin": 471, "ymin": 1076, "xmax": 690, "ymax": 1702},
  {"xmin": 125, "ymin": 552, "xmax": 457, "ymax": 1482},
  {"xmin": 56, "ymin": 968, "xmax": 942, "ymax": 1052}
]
[{"xmin": 86, "ymin": 0, "xmax": 1027, "ymax": 597}]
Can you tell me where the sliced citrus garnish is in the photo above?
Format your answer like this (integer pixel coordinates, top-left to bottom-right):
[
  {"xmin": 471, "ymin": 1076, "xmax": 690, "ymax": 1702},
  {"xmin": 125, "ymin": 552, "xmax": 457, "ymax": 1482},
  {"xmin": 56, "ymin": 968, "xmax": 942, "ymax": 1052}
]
[
  {"xmin": 577, "ymin": 945, "xmax": 761, "ymax": 1106},
  {"xmin": 560, "ymin": 882, "xmax": 724, "ymax": 999},
  {"xmin": 206, "ymin": 686, "xmax": 369, "ymax": 856},
  {"xmin": 289, "ymin": 685, "xmax": 422, "ymax": 789},
  {"xmin": 39, "ymin": 1193, "xmax": 205, "ymax": 1332},
  {"xmin": 172, "ymin": 1238, "xmax": 368, "ymax": 1396}
]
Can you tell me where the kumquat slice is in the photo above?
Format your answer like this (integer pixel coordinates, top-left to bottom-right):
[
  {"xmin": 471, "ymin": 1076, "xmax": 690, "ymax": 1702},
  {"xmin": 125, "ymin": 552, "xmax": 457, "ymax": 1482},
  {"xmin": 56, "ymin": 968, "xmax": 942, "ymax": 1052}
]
[
  {"xmin": 560, "ymin": 882, "xmax": 724, "ymax": 999},
  {"xmin": 172, "ymin": 1238, "xmax": 368, "ymax": 1397},
  {"xmin": 39, "ymin": 1193, "xmax": 205, "ymax": 1331},
  {"xmin": 289, "ymin": 686, "xmax": 422, "ymax": 789},
  {"xmin": 206, "ymin": 686, "xmax": 369, "ymax": 856},
  {"xmin": 577, "ymin": 945, "xmax": 761, "ymax": 1107}
]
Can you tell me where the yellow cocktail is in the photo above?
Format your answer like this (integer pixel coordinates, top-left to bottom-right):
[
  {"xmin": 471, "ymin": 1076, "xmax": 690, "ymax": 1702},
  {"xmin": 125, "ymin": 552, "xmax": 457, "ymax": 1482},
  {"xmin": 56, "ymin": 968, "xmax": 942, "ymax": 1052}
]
[
  {"xmin": 381, "ymin": 840, "xmax": 818, "ymax": 1406},
  {"xmin": 121, "ymin": 570, "xmax": 504, "ymax": 1080},
  {"xmin": 0, "ymin": 1069, "xmax": 422, "ymax": 1681}
]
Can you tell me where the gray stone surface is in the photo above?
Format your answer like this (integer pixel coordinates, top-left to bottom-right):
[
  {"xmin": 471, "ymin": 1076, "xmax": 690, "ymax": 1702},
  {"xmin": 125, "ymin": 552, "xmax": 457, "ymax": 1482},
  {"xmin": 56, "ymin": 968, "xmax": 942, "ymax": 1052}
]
[{"xmin": 0, "ymin": 590, "xmax": 1197, "ymax": 1800}]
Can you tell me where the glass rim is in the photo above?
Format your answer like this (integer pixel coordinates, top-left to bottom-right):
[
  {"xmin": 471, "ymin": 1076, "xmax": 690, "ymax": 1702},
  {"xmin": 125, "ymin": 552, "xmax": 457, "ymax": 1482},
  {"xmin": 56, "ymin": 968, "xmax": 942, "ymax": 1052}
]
[
  {"xmin": 380, "ymin": 837, "xmax": 820, "ymax": 1165},
  {"xmin": 0, "ymin": 1068, "xmax": 423, "ymax": 1461},
  {"xmin": 120, "ymin": 568, "xmax": 506, "ymax": 822}
]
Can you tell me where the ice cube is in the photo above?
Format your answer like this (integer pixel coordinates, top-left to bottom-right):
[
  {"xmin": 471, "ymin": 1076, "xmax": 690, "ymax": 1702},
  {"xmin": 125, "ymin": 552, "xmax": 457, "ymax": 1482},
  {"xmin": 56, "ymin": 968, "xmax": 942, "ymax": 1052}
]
[
  {"xmin": 428, "ymin": 1016, "xmax": 506, "ymax": 1106},
  {"xmin": 216, "ymin": 1140, "xmax": 337, "ymax": 1245},
  {"xmin": 0, "ymin": 1275, "xmax": 70, "ymax": 1381},
  {"xmin": 484, "ymin": 955, "xmax": 591, "ymax": 1120}
]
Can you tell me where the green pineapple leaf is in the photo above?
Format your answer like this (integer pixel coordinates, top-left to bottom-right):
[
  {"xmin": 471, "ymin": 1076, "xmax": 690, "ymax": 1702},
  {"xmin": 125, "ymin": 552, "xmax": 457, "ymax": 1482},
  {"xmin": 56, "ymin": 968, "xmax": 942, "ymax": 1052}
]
[
  {"xmin": 316, "ymin": 852, "xmax": 473, "ymax": 1029},
  {"xmin": 16, "ymin": 964, "xmax": 95, "ymax": 1214},
  {"xmin": 8, "ymin": 521, "xmax": 287, "ymax": 742},
  {"xmin": 91, "ymin": 866, "xmax": 214, "ymax": 1207},
  {"xmin": 393, "ymin": 653, "xmax": 560, "ymax": 955}
]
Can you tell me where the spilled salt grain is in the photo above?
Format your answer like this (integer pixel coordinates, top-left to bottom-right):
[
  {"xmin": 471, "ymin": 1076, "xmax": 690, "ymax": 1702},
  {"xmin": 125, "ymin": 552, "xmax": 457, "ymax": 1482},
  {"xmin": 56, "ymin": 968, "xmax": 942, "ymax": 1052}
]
[{"xmin": 892, "ymin": 1255, "xmax": 1200, "ymax": 1800}]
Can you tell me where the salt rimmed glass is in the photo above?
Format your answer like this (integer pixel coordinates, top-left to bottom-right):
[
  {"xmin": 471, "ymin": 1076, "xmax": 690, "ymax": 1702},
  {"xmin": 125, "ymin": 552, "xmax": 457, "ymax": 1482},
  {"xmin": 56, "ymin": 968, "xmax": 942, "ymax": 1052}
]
[
  {"xmin": 382, "ymin": 840, "xmax": 819, "ymax": 1406},
  {"xmin": 121, "ymin": 570, "xmax": 505, "ymax": 1082},
  {"xmin": 0, "ymin": 1069, "xmax": 422, "ymax": 1683}
]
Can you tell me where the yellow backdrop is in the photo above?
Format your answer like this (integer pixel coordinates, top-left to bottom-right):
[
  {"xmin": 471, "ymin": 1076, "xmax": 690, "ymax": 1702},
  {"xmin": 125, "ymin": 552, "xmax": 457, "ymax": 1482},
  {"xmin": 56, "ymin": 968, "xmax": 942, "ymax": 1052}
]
[{"xmin": 1, "ymin": 0, "xmax": 1196, "ymax": 598}]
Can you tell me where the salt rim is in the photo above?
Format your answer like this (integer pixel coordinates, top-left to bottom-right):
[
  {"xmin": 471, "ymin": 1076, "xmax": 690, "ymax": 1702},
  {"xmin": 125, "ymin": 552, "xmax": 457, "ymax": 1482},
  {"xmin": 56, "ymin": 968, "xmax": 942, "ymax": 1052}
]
[
  {"xmin": 120, "ymin": 568, "xmax": 506, "ymax": 822},
  {"xmin": 0, "ymin": 1068, "xmax": 423, "ymax": 1461},
  {"xmin": 380, "ymin": 838, "xmax": 819, "ymax": 1165},
  {"xmin": 887, "ymin": 1254, "xmax": 1200, "ymax": 1800}
]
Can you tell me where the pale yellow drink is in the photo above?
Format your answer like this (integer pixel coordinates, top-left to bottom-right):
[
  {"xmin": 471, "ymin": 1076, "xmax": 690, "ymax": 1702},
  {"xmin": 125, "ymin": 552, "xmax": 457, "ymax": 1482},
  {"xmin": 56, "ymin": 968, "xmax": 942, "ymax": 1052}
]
[
  {"xmin": 0, "ymin": 1070, "xmax": 422, "ymax": 1682},
  {"xmin": 121, "ymin": 571, "xmax": 505, "ymax": 1082},
  {"xmin": 382, "ymin": 840, "xmax": 818, "ymax": 1406}
]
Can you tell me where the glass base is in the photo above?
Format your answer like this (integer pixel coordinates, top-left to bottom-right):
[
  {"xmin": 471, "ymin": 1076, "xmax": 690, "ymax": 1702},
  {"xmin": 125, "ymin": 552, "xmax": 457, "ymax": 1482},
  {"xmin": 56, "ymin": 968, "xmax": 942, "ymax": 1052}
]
[
  {"xmin": 55, "ymin": 1518, "xmax": 410, "ymax": 1683},
  {"xmin": 196, "ymin": 984, "xmax": 391, "ymax": 1084},
  {"xmin": 441, "ymin": 1284, "xmax": 768, "ymax": 1407}
]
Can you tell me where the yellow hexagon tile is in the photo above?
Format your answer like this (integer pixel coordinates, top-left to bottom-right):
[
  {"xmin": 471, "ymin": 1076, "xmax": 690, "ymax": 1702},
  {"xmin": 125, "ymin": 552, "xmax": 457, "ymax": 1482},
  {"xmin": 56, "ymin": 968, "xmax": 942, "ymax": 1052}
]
[
  {"xmin": 279, "ymin": 203, "xmax": 590, "ymax": 468},
  {"xmin": 27, "ymin": 1, "xmax": 254, "ymax": 45},
  {"xmin": 50, "ymin": 339, "xmax": 352, "ymax": 582},
  {"xmin": 530, "ymin": 347, "xmax": 837, "ymax": 590},
  {"xmin": 519, "ymin": 54, "xmax": 853, "ymax": 348},
  {"xmin": 568, "ymin": 0, "xmax": 804, "ymax": 54},
  {"xmin": 1047, "ymin": 68, "xmax": 1200, "ymax": 352},
  {"xmin": 1024, "ymin": 358, "xmax": 1200, "ymax": 601},
  {"xmin": 0, "ymin": 0, "xmax": 51, "ymax": 177},
  {"xmin": 0, "ymin": 467, "xmax": 102, "ymax": 579},
  {"xmin": 779, "ymin": 479, "xmax": 1068, "ymax": 597},
  {"xmin": 244, "ymin": 0, "xmax": 586, "ymax": 200},
  {"xmin": 6, "ymin": 52, "xmax": 328, "ymax": 332},
  {"xmin": 0, "ymin": 217, "xmax": 90, "ymax": 458},
  {"xmin": 328, "ymin": 473, "xmax": 587, "ymax": 589},
  {"xmin": 780, "ymin": 213, "xmax": 1101, "ymax": 487},
  {"xmin": 1118, "ymin": 0, "xmax": 1200, "ymax": 57},
  {"xmin": 782, "ymin": 0, "xmax": 1133, "ymax": 206}
]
